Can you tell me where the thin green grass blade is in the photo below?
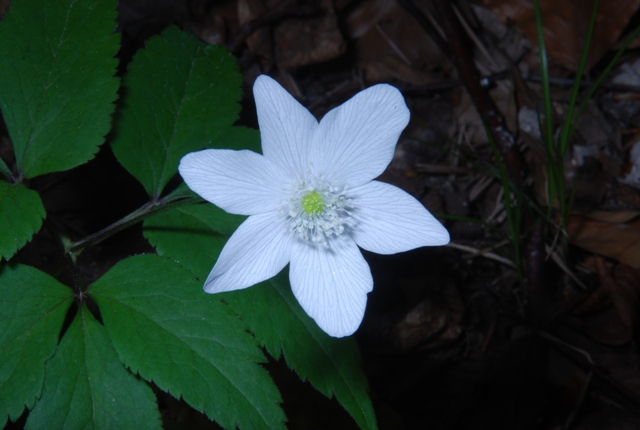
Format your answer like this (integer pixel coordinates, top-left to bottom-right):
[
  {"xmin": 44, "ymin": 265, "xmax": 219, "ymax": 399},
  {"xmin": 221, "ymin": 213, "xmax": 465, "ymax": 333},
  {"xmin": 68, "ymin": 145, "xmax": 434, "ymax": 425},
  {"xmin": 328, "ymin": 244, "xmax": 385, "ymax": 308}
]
[
  {"xmin": 533, "ymin": 0, "xmax": 564, "ymax": 223},
  {"xmin": 571, "ymin": 22, "xmax": 640, "ymax": 140},
  {"xmin": 559, "ymin": 0, "xmax": 599, "ymax": 158}
]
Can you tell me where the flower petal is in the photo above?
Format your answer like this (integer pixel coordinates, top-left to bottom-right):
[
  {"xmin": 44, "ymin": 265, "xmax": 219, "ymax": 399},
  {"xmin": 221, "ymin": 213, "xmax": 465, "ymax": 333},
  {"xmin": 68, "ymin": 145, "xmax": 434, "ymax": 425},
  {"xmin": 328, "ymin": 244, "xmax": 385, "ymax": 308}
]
[
  {"xmin": 311, "ymin": 84, "xmax": 410, "ymax": 186},
  {"xmin": 289, "ymin": 237, "xmax": 372, "ymax": 337},
  {"xmin": 351, "ymin": 181, "xmax": 449, "ymax": 254},
  {"xmin": 254, "ymin": 75, "xmax": 318, "ymax": 178},
  {"xmin": 204, "ymin": 212, "xmax": 292, "ymax": 293},
  {"xmin": 179, "ymin": 149, "xmax": 287, "ymax": 216}
]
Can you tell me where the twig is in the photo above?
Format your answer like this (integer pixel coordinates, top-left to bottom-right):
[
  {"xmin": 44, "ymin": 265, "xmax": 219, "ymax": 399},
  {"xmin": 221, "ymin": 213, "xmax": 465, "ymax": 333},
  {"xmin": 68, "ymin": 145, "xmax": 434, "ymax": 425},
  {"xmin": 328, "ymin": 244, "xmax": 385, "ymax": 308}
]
[
  {"xmin": 67, "ymin": 196, "xmax": 201, "ymax": 256},
  {"xmin": 545, "ymin": 244, "xmax": 588, "ymax": 290},
  {"xmin": 446, "ymin": 241, "xmax": 516, "ymax": 268},
  {"xmin": 397, "ymin": 0, "xmax": 450, "ymax": 59},
  {"xmin": 375, "ymin": 23, "xmax": 412, "ymax": 65},
  {"xmin": 430, "ymin": 0, "xmax": 527, "ymax": 187}
]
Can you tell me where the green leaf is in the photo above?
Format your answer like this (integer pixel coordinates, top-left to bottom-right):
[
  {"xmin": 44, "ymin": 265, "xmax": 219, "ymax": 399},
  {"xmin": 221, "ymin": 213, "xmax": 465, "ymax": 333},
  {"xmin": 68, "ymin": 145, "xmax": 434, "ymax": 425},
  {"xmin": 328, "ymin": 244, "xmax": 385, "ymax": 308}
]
[
  {"xmin": 144, "ymin": 206, "xmax": 378, "ymax": 430},
  {"xmin": 219, "ymin": 125, "xmax": 262, "ymax": 153},
  {"xmin": 111, "ymin": 26, "xmax": 242, "ymax": 197},
  {"xmin": 0, "ymin": 264, "xmax": 72, "ymax": 426},
  {"xmin": 162, "ymin": 181, "xmax": 198, "ymax": 202},
  {"xmin": 160, "ymin": 126, "xmax": 262, "ymax": 203},
  {"xmin": 0, "ymin": 0, "xmax": 120, "ymax": 178},
  {"xmin": 143, "ymin": 203, "xmax": 244, "ymax": 275},
  {"xmin": 225, "ymin": 278, "xmax": 378, "ymax": 430},
  {"xmin": 26, "ymin": 306, "xmax": 161, "ymax": 430},
  {"xmin": 142, "ymin": 126, "xmax": 260, "ymax": 273},
  {"xmin": 0, "ymin": 157, "xmax": 11, "ymax": 180},
  {"xmin": 0, "ymin": 181, "xmax": 45, "ymax": 260},
  {"xmin": 90, "ymin": 255, "xmax": 286, "ymax": 430}
]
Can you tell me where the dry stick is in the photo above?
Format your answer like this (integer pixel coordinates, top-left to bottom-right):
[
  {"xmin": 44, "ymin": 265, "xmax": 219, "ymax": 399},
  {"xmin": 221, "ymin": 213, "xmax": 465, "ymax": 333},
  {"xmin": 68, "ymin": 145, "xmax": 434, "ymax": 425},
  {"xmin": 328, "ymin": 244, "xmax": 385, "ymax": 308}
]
[{"xmin": 430, "ymin": 0, "xmax": 527, "ymax": 187}]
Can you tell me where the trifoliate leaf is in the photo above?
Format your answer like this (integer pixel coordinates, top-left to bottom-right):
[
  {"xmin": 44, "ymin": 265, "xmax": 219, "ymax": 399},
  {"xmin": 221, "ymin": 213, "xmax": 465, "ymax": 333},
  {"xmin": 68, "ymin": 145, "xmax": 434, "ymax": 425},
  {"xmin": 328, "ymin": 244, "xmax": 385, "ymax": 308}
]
[
  {"xmin": 144, "ymin": 205, "xmax": 378, "ymax": 430},
  {"xmin": 0, "ymin": 0, "xmax": 120, "ymax": 178},
  {"xmin": 0, "ymin": 181, "xmax": 45, "ymax": 260},
  {"xmin": 0, "ymin": 265, "xmax": 72, "ymax": 427},
  {"xmin": 26, "ymin": 306, "xmax": 161, "ymax": 430},
  {"xmin": 90, "ymin": 255, "xmax": 286, "ymax": 430},
  {"xmin": 111, "ymin": 26, "xmax": 242, "ymax": 197}
]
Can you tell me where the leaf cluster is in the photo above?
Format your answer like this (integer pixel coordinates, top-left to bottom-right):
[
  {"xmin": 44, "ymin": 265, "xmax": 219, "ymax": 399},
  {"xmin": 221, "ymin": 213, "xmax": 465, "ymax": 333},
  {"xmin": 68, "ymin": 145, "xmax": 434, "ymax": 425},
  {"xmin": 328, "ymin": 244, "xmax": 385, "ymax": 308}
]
[{"xmin": 0, "ymin": 1, "xmax": 376, "ymax": 428}]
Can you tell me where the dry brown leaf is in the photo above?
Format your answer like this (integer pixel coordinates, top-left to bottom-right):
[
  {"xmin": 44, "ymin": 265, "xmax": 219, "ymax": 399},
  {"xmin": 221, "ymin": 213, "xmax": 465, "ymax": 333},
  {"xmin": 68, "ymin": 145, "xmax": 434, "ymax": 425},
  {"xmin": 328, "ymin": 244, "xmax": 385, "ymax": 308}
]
[
  {"xmin": 482, "ymin": 0, "xmax": 640, "ymax": 71},
  {"xmin": 238, "ymin": 0, "xmax": 273, "ymax": 61},
  {"xmin": 573, "ymin": 257, "xmax": 640, "ymax": 345},
  {"xmin": 568, "ymin": 214, "xmax": 640, "ymax": 268},
  {"xmin": 347, "ymin": 0, "xmax": 446, "ymax": 84},
  {"xmin": 274, "ymin": 0, "xmax": 345, "ymax": 68},
  {"xmin": 570, "ymin": 209, "xmax": 640, "ymax": 223}
]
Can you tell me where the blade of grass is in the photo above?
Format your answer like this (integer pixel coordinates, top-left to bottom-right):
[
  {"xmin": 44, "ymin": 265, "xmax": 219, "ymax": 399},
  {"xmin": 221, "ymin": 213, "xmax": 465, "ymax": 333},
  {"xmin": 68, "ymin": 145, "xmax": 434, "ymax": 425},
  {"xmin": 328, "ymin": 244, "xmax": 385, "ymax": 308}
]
[
  {"xmin": 533, "ymin": 0, "xmax": 561, "ymax": 220},
  {"xmin": 559, "ymin": 0, "xmax": 599, "ymax": 158},
  {"xmin": 555, "ymin": 0, "xmax": 599, "ymax": 235},
  {"xmin": 570, "ymin": 22, "xmax": 640, "ymax": 139}
]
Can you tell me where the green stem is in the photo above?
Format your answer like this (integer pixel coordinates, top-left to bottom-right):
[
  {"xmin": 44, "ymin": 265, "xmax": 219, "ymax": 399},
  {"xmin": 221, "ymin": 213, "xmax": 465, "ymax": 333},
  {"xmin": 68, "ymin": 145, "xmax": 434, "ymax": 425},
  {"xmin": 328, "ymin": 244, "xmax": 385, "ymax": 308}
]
[{"xmin": 67, "ymin": 195, "xmax": 201, "ymax": 256}]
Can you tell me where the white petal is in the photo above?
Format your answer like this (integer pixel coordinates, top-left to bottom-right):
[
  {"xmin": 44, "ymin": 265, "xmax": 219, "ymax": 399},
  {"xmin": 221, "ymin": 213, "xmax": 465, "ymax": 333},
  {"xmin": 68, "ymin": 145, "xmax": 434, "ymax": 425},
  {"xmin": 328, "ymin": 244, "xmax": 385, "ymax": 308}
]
[
  {"xmin": 351, "ymin": 181, "xmax": 449, "ymax": 254},
  {"xmin": 253, "ymin": 75, "xmax": 318, "ymax": 178},
  {"xmin": 310, "ymin": 84, "xmax": 410, "ymax": 186},
  {"xmin": 289, "ymin": 237, "xmax": 373, "ymax": 337},
  {"xmin": 179, "ymin": 149, "xmax": 287, "ymax": 216},
  {"xmin": 204, "ymin": 212, "xmax": 292, "ymax": 293}
]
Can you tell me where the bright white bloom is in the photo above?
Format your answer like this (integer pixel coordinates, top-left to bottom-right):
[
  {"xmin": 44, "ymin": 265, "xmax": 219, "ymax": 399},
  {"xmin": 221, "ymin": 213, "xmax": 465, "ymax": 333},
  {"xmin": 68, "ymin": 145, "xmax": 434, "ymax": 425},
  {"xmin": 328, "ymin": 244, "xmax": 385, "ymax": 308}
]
[{"xmin": 179, "ymin": 75, "xmax": 449, "ymax": 337}]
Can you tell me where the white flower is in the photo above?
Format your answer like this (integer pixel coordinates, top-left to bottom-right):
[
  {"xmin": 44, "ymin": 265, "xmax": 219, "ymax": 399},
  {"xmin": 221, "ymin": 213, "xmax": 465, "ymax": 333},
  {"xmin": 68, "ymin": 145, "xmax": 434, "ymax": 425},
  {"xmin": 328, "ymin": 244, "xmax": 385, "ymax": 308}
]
[{"xmin": 179, "ymin": 75, "xmax": 449, "ymax": 337}]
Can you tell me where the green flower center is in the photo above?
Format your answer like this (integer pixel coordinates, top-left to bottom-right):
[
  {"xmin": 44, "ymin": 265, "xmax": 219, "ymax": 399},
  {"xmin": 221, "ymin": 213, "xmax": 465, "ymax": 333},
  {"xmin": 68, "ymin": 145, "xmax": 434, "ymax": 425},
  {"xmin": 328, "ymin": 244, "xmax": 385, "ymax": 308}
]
[
  {"xmin": 283, "ymin": 173, "xmax": 352, "ymax": 244},
  {"xmin": 301, "ymin": 191, "xmax": 324, "ymax": 216}
]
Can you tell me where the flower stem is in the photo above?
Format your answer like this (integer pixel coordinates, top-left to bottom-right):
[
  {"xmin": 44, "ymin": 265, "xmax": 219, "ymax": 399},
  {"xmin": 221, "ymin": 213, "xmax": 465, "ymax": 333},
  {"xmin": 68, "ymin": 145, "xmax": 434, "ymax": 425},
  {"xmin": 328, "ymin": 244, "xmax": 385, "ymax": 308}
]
[{"xmin": 67, "ymin": 195, "xmax": 201, "ymax": 256}]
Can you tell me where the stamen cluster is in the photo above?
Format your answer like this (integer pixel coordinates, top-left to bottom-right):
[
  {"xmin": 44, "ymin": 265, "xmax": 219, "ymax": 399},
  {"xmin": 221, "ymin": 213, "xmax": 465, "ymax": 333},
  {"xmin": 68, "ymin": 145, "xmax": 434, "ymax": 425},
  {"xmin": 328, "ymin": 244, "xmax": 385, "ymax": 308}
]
[{"xmin": 284, "ymin": 171, "xmax": 352, "ymax": 244}]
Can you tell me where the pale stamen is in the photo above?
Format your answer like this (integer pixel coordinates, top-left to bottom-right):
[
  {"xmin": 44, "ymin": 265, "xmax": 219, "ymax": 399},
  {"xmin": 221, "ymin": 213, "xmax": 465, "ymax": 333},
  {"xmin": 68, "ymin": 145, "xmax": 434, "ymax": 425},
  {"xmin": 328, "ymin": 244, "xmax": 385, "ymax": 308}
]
[{"xmin": 282, "ymin": 170, "xmax": 352, "ymax": 244}]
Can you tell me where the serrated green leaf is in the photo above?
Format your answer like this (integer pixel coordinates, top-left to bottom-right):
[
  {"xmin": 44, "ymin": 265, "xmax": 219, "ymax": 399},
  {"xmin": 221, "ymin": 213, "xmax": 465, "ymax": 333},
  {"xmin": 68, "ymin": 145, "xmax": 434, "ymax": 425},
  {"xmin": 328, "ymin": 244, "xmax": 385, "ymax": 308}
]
[
  {"xmin": 144, "ymin": 206, "xmax": 377, "ymax": 430},
  {"xmin": 26, "ymin": 306, "xmax": 161, "ymax": 430},
  {"xmin": 111, "ymin": 26, "xmax": 242, "ymax": 197},
  {"xmin": 143, "ymin": 204, "xmax": 244, "ymax": 274},
  {"xmin": 161, "ymin": 126, "xmax": 262, "ymax": 203},
  {"xmin": 0, "ymin": 181, "xmax": 45, "ymax": 260},
  {"xmin": 90, "ymin": 255, "xmax": 286, "ymax": 430},
  {"xmin": 225, "ymin": 278, "xmax": 378, "ymax": 430},
  {"xmin": 142, "ymin": 126, "xmax": 259, "ymax": 271},
  {"xmin": 0, "ymin": 0, "xmax": 120, "ymax": 178},
  {"xmin": 0, "ymin": 264, "xmax": 72, "ymax": 426}
]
